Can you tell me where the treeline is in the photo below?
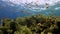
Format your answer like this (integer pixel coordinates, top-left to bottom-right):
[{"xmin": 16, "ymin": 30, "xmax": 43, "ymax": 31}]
[{"xmin": 0, "ymin": 14, "xmax": 60, "ymax": 34}]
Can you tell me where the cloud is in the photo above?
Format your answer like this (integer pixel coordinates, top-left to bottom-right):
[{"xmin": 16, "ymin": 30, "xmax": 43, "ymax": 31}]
[
  {"xmin": 55, "ymin": 7, "xmax": 60, "ymax": 10},
  {"xmin": 1, "ymin": 0, "xmax": 60, "ymax": 12},
  {"xmin": 1, "ymin": 0, "xmax": 60, "ymax": 5}
]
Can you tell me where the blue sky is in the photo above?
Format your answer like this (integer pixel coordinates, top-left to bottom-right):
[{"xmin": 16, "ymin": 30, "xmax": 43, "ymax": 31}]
[
  {"xmin": 0, "ymin": 0, "xmax": 60, "ymax": 12},
  {"xmin": 1, "ymin": 0, "xmax": 60, "ymax": 11},
  {"xmin": 1, "ymin": 0, "xmax": 60, "ymax": 5},
  {"xmin": 0, "ymin": 0, "xmax": 60, "ymax": 19}
]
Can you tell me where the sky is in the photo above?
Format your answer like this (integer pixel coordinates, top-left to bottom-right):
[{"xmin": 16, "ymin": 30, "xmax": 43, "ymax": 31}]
[
  {"xmin": 0, "ymin": 0, "xmax": 60, "ymax": 19},
  {"xmin": 1, "ymin": 0, "xmax": 60, "ymax": 12},
  {"xmin": 2, "ymin": 0, "xmax": 60, "ymax": 5}
]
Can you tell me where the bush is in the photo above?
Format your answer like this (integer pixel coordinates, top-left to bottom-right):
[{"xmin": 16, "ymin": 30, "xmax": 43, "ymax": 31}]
[{"xmin": 0, "ymin": 14, "xmax": 60, "ymax": 34}]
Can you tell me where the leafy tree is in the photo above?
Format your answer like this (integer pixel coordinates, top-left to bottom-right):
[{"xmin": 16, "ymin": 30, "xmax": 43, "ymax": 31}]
[{"xmin": 14, "ymin": 26, "xmax": 32, "ymax": 34}]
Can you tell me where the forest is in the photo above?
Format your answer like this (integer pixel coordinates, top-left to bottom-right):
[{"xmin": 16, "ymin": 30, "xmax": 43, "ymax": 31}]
[{"xmin": 0, "ymin": 14, "xmax": 60, "ymax": 34}]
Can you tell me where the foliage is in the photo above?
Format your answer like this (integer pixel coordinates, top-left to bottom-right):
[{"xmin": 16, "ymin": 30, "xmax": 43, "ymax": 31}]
[{"xmin": 0, "ymin": 14, "xmax": 60, "ymax": 34}]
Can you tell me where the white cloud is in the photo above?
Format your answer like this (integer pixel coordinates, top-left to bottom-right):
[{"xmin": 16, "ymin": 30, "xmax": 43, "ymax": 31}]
[
  {"xmin": 55, "ymin": 7, "xmax": 60, "ymax": 10},
  {"xmin": 2, "ymin": 0, "xmax": 60, "ymax": 5},
  {"xmin": 1, "ymin": 0, "xmax": 60, "ymax": 12}
]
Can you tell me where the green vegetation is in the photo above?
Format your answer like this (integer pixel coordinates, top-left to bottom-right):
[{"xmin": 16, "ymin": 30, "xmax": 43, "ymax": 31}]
[{"xmin": 0, "ymin": 14, "xmax": 60, "ymax": 34}]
